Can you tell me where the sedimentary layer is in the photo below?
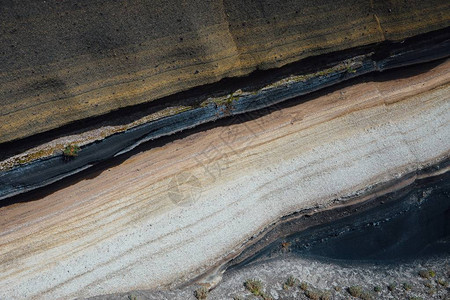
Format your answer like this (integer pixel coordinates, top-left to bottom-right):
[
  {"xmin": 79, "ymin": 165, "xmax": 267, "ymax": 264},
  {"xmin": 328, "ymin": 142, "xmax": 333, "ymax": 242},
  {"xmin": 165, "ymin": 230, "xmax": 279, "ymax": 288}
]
[
  {"xmin": 1, "ymin": 34, "xmax": 449, "ymax": 200},
  {"xmin": 1, "ymin": 0, "xmax": 449, "ymax": 143},
  {"xmin": 0, "ymin": 60, "xmax": 449, "ymax": 299}
]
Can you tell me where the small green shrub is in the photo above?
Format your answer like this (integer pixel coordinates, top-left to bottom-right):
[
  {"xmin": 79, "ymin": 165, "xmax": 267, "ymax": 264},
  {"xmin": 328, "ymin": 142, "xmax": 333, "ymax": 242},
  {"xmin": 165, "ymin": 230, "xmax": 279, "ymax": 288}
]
[
  {"xmin": 374, "ymin": 286, "xmax": 381, "ymax": 293},
  {"xmin": 348, "ymin": 286, "xmax": 363, "ymax": 297},
  {"xmin": 403, "ymin": 282, "xmax": 412, "ymax": 291},
  {"xmin": 194, "ymin": 286, "xmax": 208, "ymax": 299},
  {"xmin": 300, "ymin": 282, "xmax": 308, "ymax": 291},
  {"xmin": 419, "ymin": 269, "xmax": 436, "ymax": 279},
  {"xmin": 63, "ymin": 144, "xmax": 80, "ymax": 158},
  {"xmin": 305, "ymin": 290, "xmax": 320, "ymax": 300},
  {"xmin": 346, "ymin": 66, "xmax": 357, "ymax": 74},
  {"xmin": 419, "ymin": 270, "xmax": 429, "ymax": 278},
  {"xmin": 360, "ymin": 292, "xmax": 372, "ymax": 300},
  {"xmin": 244, "ymin": 279, "xmax": 263, "ymax": 296},
  {"xmin": 283, "ymin": 275, "xmax": 297, "ymax": 290}
]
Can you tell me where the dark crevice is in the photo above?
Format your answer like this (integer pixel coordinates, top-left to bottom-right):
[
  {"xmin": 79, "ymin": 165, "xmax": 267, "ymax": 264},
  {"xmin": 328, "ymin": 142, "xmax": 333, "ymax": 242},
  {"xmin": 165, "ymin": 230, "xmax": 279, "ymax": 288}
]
[{"xmin": 227, "ymin": 163, "xmax": 450, "ymax": 272}]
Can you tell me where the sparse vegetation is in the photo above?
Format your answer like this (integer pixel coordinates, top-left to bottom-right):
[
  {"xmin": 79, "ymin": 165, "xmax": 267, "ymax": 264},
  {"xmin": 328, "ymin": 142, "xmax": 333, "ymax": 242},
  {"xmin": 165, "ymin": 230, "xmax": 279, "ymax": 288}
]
[
  {"xmin": 388, "ymin": 283, "xmax": 396, "ymax": 292},
  {"xmin": 304, "ymin": 289, "xmax": 320, "ymax": 300},
  {"xmin": 419, "ymin": 269, "xmax": 436, "ymax": 279},
  {"xmin": 320, "ymin": 290, "xmax": 332, "ymax": 300},
  {"xmin": 194, "ymin": 286, "xmax": 208, "ymax": 299},
  {"xmin": 90, "ymin": 262, "xmax": 450, "ymax": 300},
  {"xmin": 244, "ymin": 279, "xmax": 263, "ymax": 296},
  {"xmin": 360, "ymin": 292, "xmax": 372, "ymax": 300},
  {"xmin": 346, "ymin": 286, "xmax": 372, "ymax": 300},
  {"xmin": 437, "ymin": 278, "xmax": 447, "ymax": 287},
  {"xmin": 243, "ymin": 278, "xmax": 273, "ymax": 300},
  {"xmin": 283, "ymin": 275, "xmax": 297, "ymax": 290},
  {"xmin": 403, "ymin": 282, "xmax": 412, "ymax": 291},
  {"xmin": 348, "ymin": 286, "xmax": 363, "ymax": 297},
  {"xmin": 346, "ymin": 66, "xmax": 357, "ymax": 73},
  {"xmin": 200, "ymin": 90, "xmax": 242, "ymax": 108},
  {"xmin": 418, "ymin": 270, "xmax": 429, "ymax": 278},
  {"xmin": 428, "ymin": 270, "xmax": 436, "ymax": 278},
  {"xmin": 63, "ymin": 144, "xmax": 80, "ymax": 158},
  {"xmin": 300, "ymin": 282, "xmax": 308, "ymax": 291}
]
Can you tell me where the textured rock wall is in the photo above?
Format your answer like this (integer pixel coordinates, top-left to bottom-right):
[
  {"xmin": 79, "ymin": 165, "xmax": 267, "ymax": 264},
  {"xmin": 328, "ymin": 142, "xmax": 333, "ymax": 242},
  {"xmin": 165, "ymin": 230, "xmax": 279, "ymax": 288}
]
[
  {"xmin": 1, "ymin": 0, "xmax": 449, "ymax": 143},
  {"xmin": 0, "ymin": 60, "xmax": 449, "ymax": 299}
]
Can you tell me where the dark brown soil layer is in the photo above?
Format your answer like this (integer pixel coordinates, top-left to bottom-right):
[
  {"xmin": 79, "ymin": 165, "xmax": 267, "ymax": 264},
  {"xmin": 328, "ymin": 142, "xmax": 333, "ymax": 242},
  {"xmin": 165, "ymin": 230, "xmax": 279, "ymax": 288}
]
[{"xmin": 1, "ymin": 0, "xmax": 449, "ymax": 144}]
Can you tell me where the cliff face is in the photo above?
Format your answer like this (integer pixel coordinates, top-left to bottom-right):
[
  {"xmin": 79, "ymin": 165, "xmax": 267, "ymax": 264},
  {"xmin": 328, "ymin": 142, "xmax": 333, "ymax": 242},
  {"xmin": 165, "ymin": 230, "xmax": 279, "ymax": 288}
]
[
  {"xmin": 1, "ymin": 2, "xmax": 450, "ymax": 298},
  {"xmin": 1, "ymin": 60, "xmax": 449, "ymax": 299},
  {"xmin": 1, "ymin": 0, "xmax": 449, "ymax": 143}
]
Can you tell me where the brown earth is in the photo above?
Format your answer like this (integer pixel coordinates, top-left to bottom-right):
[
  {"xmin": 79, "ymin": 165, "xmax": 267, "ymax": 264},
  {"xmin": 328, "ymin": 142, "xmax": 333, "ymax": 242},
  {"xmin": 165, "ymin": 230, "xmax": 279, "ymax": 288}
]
[{"xmin": 1, "ymin": 0, "xmax": 449, "ymax": 143}]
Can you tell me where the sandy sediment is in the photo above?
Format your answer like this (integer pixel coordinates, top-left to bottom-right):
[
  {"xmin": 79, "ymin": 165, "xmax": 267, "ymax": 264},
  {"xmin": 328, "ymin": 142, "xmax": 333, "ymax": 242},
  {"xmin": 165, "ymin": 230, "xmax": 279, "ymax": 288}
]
[
  {"xmin": 0, "ymin": 60, "xmax": 449, "ymax": 299},
  {"xmin": 89, "ymin": 168, "xmax": 450, "ymax": 299}
]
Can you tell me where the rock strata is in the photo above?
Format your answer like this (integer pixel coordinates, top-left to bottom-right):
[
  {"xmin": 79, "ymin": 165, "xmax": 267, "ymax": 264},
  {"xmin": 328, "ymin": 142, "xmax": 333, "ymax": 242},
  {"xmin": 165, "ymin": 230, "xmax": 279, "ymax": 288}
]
[
  {"xmin": 0, "ymin": 59, "xmax": 448, "ymax": 299},
  {"xmin": 1, "ymin": 34, "xmax": 449, "ymax": 200}
]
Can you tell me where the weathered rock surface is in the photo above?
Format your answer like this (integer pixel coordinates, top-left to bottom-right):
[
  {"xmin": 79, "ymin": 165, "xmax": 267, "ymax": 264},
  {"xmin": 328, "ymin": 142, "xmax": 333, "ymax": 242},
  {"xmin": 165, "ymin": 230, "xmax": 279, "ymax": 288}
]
[
  {"xmin": 90, "ymin": 255, "xmax": 450, "ymax": 300},
  {"xmin": 0, "ymin": 60, "xmax": 449, "ymax": 299},
  {"xmin": 1, "ymin": 0, "xmax": 449, "ymax": 143}
]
